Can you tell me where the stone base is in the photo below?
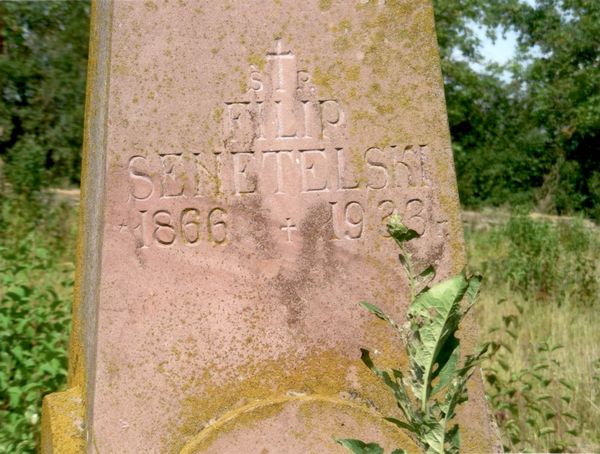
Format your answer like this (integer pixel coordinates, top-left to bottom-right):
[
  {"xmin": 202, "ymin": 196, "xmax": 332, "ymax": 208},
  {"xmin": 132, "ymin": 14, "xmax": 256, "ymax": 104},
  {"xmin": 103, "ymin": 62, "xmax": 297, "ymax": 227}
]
[{"xmin": 41, "ymin": 387, "xmax": 85, "ymax": 454}]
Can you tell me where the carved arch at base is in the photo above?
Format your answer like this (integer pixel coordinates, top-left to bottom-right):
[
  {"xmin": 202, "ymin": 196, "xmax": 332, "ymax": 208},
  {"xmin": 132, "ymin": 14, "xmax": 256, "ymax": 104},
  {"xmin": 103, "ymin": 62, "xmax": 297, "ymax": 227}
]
[{"xmin": 180, "ymin": 394, "xmax": 419, "ymax": 454}]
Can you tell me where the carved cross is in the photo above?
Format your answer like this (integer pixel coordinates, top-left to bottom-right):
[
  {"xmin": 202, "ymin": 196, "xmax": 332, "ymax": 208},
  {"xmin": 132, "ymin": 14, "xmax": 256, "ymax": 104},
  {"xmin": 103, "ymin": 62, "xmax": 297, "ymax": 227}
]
[{"xmin": 280, "ymin": 217, "xmax": 297, "ymax": 243}]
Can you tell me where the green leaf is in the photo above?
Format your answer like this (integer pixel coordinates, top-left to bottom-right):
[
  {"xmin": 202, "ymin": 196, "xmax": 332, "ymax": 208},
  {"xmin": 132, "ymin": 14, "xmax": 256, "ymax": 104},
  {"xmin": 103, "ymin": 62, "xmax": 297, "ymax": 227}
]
[
  {"xmin": 408, "ymin": 274, "xmax": 470, "ymax": 409},
  {"xmin": 398, "ymin": 253, "xmax": 410, "ymax": 274},
  {"xmin": 420, "ymin": 420, "xmax": 445, "ymax": 454},
  {"xmin": 7, "ymin": 386, "xmax": 22, "ymax": 408},
  {"xmin": 35, "ymin": 247, "xmax": 49, "ymax": 259},
  {"xmin": 387, "ymin": 215, "xmax": 420, "ymax": 244},
  {"xmin": 446, "ymin": 424, "xmax": 460, "ymax": 454},
  {"xmin": 430, "ymin": 342, "xmax": 460, "ymax": 396},
  {"xmin": 11, "ymin": 345, "xmax": 25, "ymax": 363},
  {"xmin": 360, "ymin": 350, "xmax": 416, "ymax": 425},
  {"xmin": 417, "ymin": 266, "xmax": 436, "ymax": 292},
  {"xmin": 559, "ymin": 379, "xmax": 574, "ymax": 390},
  {"xmin": 360, "ymin": 302, "xmax": 395, "ymax": 325},
  {"xmin": 384, "ymin": 417, "xmax": 417, "ymax": 434},
  {"xmin": 441, "ymin": 345, "xmax": 488, "ymax": 424},
  {"xmin": 538, "ymin": 427, "xmax": 556, "ymax": 436},
  {"xmin": 560, "ymin": 395, "xmax": 572, "ymax": 404},
  {"xmin": 464, "ymin": 274, "xmax": 482, "ymax": 311},
  {"xmin": 335, "ymin": 439, "xmax": 384, "ymax": 454}
]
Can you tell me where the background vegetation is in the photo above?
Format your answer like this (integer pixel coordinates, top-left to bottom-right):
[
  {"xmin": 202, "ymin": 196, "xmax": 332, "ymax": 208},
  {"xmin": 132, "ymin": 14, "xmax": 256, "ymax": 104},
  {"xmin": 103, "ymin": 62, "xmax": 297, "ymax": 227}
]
[
  {"xmin": 435, "ymin": 0, "xmax": 600, "ymax": 220},
  {"xmin": 0, "ymin": 1, "xmax": 89, "ymax": 194},
  {"xmin": 466, "ymin": 215, "xmax": 600, "ymax": 452},
  {"xmin": 0, "ymin": 190, "xmax": 76, "ymax": 452},
  {"xmin": 0, "ymin": 0, "xmax": 598, "ymax": 452}
]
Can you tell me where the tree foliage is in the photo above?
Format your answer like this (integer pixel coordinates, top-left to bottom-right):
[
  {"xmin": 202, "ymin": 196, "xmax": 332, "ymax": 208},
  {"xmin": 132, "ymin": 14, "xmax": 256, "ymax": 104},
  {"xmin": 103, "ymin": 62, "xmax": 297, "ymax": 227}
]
[
  {"xmin": 510, "ymin": 0, "xmax": 600, "ymax": 219},
  {"xmin": 434, "ymin": 0, "xmax": 600, "ymax": 220},
  {"xmin": 0, "ymin": 1, "xmax": 90, "ymax": 194}
]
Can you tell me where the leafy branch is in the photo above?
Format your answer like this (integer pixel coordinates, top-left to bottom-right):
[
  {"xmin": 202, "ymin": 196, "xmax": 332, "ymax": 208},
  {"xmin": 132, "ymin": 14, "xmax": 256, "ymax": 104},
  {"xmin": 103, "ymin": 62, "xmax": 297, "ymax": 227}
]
[{"xmin": 336, "ymin": 215, "xmax": 488, "ymax": 454}]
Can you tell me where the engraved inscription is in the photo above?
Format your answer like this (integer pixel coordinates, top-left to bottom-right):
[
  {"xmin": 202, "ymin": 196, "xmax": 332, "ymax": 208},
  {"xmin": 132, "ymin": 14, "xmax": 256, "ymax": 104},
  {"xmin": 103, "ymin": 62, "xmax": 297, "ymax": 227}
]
[
  {"xmin": 232, "ymin": 152, "xmax": 257, "ymax": 195},
  {"xmin": 299, "ymin": 149, "xmax": 328, "ymax": 193},
  {"xmin": 330, "ymin": 201, "xmax": 365, "ymax": 240},
  {"xmin": 344, "ymin": 201, "xmax": 364, "ymax": 239},
  {"xmin": 180, "ymin": 208, "xmax": 201, "ymax": 245},
  {"xmin": 122, "ymin": 40, "xmax": 435, "ymax": 249},
  {"xmin": 128, "ymin": 156, "xmax": 154, "ymax": 201},
  {"xmin": 223, "ymin": 40, "xmax": 347, "ymax": 147},
  {"xmin": 208, "ymin": 208, "xmax": 227, "ymax": 244},
  {"xmin": 130, "ymin": 207, "xmax": 228, "ymax": 248}
]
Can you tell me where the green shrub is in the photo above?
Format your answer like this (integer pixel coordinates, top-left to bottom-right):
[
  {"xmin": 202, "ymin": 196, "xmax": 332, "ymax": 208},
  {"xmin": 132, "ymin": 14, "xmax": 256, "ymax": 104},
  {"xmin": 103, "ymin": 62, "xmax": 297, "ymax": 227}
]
[
  {"xmin": 480, "ymin": 215, "xmax": 599, "ymax": 306},
  {"xmin": 0, "ymin": 190, "xmax": 76, "ymax": 453},
  {"xmin": 0, "ymin": 1, "xmax": 90, "ymax": 193},
  {"xmin": 2, "ymin": 136, "xmax": 47, "ymax": 196}
]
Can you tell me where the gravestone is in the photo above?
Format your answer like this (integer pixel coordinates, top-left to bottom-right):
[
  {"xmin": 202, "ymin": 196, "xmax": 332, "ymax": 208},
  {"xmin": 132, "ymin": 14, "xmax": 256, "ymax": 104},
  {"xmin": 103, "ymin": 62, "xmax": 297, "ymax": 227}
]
[{"xmin": 42, "ymin": 0, "xmax": 499, "ymax": 452}]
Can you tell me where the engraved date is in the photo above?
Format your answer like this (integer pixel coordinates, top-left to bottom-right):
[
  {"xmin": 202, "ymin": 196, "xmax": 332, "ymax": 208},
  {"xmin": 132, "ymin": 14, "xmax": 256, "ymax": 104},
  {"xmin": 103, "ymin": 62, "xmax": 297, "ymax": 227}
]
[{"xmin": 132, "ymin": 207, "xmax": 227, "ymax": 248}]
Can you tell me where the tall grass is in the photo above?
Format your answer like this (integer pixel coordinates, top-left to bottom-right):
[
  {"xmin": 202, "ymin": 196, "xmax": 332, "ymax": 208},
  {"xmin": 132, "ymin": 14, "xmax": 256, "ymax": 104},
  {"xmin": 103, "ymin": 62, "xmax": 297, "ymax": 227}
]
[
  {"xmin": 466, "ymin": 215, "xmax": 600, "ymax": 452},
  {"xmin": 0, "ymin": 188, "xmax": 77, "ymax": 453}
]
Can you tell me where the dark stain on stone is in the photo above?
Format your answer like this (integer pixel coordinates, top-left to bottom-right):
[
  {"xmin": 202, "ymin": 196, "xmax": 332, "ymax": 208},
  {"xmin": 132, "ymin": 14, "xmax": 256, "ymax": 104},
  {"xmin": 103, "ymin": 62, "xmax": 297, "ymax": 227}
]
[
  {"xmin": 231, "ymin": 193, "xmax": 276, "ymax": 260},
  {"xmin": 273, "ymin": 201, "xmax": 340, "ymax": 326}
]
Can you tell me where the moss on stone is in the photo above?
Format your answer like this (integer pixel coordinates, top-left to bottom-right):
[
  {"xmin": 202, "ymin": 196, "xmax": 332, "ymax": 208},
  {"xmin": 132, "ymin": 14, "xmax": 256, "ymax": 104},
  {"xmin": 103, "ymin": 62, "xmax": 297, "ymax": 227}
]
[
  {"xmin": 318, "ymin": 0, "xmax": 333, "ymax": 12},
  {"xmin": 41, "ymin": 388, "xmax": 84, "ymax": 454}
]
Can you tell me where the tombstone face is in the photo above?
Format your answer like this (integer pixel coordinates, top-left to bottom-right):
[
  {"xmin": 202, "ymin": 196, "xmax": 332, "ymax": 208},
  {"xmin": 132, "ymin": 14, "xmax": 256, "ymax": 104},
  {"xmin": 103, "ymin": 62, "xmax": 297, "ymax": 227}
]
[{"xmin": 47, "ymin": 0, "xmax": 497, "ymax": 452}]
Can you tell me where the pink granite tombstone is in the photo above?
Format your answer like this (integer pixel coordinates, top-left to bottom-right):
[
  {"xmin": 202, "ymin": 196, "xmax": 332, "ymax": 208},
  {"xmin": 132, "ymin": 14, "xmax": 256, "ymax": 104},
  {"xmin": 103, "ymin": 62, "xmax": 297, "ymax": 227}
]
[{"xmin": 42, "ymin": 0, "xmax": 498, "ymax": 452}]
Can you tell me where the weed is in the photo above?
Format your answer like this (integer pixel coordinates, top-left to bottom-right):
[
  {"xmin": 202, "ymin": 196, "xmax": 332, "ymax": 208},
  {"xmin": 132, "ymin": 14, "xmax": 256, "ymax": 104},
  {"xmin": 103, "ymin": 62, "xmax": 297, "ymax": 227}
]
[
  {"xmin": 484, "ymin": 300, "xmax": 579, "ymax": 452},
  {"xmin": 336, "ymin": 215, "xmax": 487, "ymax": 454},
  {"xmin": 467, "ymin": 214, "xmax": 600, "ymax": 452}
]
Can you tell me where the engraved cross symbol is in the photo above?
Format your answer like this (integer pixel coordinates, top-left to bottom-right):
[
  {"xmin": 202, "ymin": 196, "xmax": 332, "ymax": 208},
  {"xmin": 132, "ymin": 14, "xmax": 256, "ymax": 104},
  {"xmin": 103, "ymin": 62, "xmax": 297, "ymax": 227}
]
[
  {"xmin": 280, "ymin": 218, "xmax": 297, "ymax": 243},
  {"xmin": 267, "ymin": 38, "xmax": 294, "ymax": 92},
  {"xmin": 270, "ymin": 38, "xmax": 290, "ymax": 56}
]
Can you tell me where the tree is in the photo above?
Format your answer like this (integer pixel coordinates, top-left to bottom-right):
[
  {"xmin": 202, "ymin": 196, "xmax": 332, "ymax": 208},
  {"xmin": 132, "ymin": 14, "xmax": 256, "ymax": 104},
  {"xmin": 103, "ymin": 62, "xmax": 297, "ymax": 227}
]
[
  {"xmin": 509, "ymin": 0, "xmax": 600, "ymax": 219},
  {"xmin": 433, "ymin": 0, "xmax": 541, "ymax": 209},
  {"xmin": 434, "ymin": 0, "xmax": 600, "ymax": 220},
  {"xmin": 0, "ymin": 1, "xmax": 90, "ymax": 194}
]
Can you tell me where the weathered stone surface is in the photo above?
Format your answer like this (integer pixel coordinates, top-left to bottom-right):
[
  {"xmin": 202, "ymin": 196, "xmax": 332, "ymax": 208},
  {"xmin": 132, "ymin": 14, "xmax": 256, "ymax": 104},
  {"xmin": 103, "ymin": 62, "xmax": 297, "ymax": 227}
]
[
  {"xmin": 42, "ymin": 0, "xmax": 498, "ymax": 452},
  {"xmin": 41, "ymin": 387, "xmax": 84, "ymax": 453}
]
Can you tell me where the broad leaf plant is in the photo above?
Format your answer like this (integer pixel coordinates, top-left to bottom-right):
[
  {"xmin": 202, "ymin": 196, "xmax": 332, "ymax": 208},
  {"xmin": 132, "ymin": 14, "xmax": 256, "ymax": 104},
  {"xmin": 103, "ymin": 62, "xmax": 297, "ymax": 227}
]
[{"xmin": 336, "ymin": 215, "xmax": 488, "ymax": 454}]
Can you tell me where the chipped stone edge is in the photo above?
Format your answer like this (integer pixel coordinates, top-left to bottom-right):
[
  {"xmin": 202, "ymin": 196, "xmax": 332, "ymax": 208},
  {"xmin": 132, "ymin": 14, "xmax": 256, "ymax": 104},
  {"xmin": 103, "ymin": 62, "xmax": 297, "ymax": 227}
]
[{"xmin": 41, "ymin": 0, "xmax": 113, "ymax": 452}]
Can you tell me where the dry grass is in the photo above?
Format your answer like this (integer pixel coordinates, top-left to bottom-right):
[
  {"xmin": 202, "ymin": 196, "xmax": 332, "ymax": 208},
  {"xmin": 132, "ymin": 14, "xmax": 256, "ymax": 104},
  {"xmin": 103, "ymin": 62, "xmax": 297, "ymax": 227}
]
[{"xmin": 465, "ymin": 216, "xmax": 600, "ymax": 452}]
